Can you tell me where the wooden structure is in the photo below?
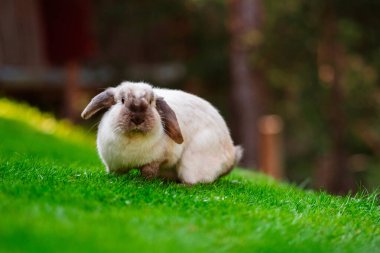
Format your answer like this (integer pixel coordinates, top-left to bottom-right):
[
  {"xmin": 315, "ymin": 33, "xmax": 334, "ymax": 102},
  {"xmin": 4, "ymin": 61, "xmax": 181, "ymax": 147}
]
[{"xmin": 258, "ymin": 115, "xmax": 284, "ymax": 180}]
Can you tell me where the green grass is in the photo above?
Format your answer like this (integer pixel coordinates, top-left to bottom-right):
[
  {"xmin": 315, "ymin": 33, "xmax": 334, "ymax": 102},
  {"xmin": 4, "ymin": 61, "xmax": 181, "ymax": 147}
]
[{"xmin": 0, "ymin": 98, "xmax": 379, "ymax": 253}]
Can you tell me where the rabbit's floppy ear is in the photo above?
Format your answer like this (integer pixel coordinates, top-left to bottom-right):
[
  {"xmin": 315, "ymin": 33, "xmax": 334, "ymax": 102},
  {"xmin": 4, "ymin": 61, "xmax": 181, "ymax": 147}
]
[
  {"xmin": 81, "ymin": 88, "xmax": 116, "ymax": 119},
  {"xmin": 156, "ymin": 97, "xmax": 184, "ymax": 144}
]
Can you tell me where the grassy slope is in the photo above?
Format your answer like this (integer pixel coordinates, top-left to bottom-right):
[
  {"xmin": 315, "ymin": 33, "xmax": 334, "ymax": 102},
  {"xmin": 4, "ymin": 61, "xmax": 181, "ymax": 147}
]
[{"xmin": 0, "ymin": 99, "xmax": 379, "ymax": 253}]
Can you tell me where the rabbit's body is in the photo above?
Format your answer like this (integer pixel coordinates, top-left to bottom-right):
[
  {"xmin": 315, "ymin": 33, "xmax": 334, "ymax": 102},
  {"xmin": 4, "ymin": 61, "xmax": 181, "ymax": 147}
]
[
  {"xmin": 82, "ymin": 81, "xmax": 241, "ymax": 184},
  {"xmin": 154, "ymin": 88, "xmax": 237, "ymax": 183}
]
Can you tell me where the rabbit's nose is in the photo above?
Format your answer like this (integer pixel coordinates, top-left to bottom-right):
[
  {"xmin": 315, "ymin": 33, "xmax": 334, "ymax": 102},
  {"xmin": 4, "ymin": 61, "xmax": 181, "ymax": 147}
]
[{"xmin": 131, "ymin": 114, "xmax": 145, "ymax": 125}]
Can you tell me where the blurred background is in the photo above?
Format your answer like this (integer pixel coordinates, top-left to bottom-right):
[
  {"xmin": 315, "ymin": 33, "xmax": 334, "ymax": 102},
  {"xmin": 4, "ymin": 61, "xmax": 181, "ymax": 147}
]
[{"xmin": 1, "ymin": 0, "xmax": 380, "ymax": 194}]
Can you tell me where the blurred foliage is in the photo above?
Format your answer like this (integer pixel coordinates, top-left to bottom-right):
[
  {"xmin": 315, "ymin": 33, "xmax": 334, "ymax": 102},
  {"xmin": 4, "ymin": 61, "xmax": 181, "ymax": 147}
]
[
  {"xmin": 89, "ymin": 0, "xmax": 380, "ymax": 189},
  {"xmin": 93, "ymin": 0, "xmax": 227, "ymax": 78},
  {"xmin": 0, "ymin": 98, "xmax": 95, "ymax": 146},
  {"xmin": 257, "ymin": 0, "xmax": 380, "ymax": 188}
]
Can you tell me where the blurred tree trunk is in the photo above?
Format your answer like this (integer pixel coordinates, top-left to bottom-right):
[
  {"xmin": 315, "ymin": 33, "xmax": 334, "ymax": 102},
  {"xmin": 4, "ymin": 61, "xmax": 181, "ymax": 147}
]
[
  {"xmin": 315, "ymin": 3, "xmax": 355, "ymax": 194},
  {"xmin": 64, "ymin": 61, "xmax": 81, "ymax": 121},
  {"xmin": 228, "ymin": 0, "xmax": 265, "ymax": 168}
]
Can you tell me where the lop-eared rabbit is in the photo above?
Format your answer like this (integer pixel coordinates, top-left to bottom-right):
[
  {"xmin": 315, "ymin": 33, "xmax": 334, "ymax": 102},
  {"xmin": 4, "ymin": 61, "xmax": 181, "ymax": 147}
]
[{"xmin": 81, "ymin": 81, "xmax": 242, "ymax": 184}]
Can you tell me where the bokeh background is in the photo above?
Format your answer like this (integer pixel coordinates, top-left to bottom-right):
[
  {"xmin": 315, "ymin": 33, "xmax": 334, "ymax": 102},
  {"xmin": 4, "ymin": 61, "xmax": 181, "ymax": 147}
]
[{"xmin": 1, "ymin": 0, "xmax": 380, "ymax": 194}]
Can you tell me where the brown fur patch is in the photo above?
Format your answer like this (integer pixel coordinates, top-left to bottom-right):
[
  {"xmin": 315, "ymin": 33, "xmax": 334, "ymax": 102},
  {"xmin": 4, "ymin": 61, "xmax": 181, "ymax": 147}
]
[
  {"xmin": 81, "ymin": 89, "xmax": 115, "ymax": 119},
  {"xmin": 156, "ymin": 97, "xmax": 184, "ymax": 144},
  {"xmin": 140, "ymin": 162, "xmax": 160, "ymax": 179}
]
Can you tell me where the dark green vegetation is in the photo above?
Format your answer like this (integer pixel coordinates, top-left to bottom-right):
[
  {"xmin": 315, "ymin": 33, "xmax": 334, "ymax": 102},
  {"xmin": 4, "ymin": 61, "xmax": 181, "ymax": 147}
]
[{"xmin": 0, "ymin": 99, "xmax": 379, "ymax": 253}]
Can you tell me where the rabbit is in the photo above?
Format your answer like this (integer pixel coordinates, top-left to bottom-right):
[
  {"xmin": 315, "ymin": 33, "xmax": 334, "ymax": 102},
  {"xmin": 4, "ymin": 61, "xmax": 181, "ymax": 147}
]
[{"xmin": 81, "ymin": 81, "xmax": 242, "ymax": 184}]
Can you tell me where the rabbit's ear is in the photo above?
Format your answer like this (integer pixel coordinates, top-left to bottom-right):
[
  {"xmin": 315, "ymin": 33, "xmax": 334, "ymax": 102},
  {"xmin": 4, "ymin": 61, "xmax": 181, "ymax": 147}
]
[
  {"xmin": 156, "ymin": 97, "xmax": 184, "ymax": 144},
  {"xmin": 81, "ymin": 88, "xmax": 116, "ymax": 119}
]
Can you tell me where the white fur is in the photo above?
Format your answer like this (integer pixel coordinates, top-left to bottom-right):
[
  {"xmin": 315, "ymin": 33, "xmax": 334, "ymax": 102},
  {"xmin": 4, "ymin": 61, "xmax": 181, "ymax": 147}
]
[{"xmin": 96, "ymin": 81, "xmax": 240, "ymax": 184}]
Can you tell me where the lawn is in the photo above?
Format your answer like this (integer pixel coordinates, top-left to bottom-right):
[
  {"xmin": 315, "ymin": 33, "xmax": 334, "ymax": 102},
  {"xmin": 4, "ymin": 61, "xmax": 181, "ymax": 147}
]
[{"xmin": 0, "ymin": 98, "xmax": 379, "ymax": 253}]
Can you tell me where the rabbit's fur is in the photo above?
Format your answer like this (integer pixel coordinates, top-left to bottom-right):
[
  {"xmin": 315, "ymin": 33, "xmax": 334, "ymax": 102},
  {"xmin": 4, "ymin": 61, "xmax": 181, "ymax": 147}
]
[{"xmin": 82, "ymin": 81, "xmax": 242, "ymax": 184}]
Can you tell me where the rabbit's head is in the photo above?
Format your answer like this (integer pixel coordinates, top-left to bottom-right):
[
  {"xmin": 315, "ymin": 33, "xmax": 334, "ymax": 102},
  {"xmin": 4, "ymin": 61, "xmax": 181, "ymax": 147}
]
[{"xmin": 81, "ymin": 82, "xmax": 183, "ymax": 144}]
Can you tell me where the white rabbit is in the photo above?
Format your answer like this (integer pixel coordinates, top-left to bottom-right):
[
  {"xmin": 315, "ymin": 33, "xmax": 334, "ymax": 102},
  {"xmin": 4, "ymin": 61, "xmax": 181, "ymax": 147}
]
[{"xmin": 81, "ymin": 81, "xmax": 242, "ymax": 184}]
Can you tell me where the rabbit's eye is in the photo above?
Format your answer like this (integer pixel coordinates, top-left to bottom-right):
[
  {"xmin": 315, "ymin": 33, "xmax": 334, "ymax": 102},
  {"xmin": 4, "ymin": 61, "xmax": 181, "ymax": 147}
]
[{"xmin": 121, "ymin": 98, "xmax": 125, "ymax": 104}]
